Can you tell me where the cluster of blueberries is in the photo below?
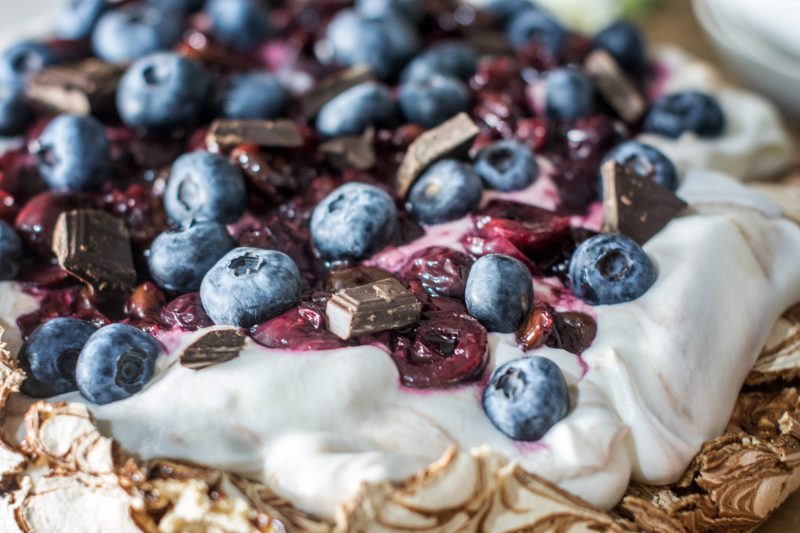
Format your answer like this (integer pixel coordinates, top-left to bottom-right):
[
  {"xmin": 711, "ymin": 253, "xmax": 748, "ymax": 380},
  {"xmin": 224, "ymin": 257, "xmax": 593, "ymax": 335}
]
[{"xmin": 0, "ymin": 0, "xmax": 728, "ymax": 441}]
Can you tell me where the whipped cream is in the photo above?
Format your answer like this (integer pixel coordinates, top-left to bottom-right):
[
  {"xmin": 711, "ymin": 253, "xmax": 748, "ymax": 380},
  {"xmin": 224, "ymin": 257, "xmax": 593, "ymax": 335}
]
[
  {"xmin": 640, "ymin": 46, "xmax": 796, "ymax": 181},
  {"xmin": 0, "ymin": 168, "xmax": 791, "ymax": 521}
]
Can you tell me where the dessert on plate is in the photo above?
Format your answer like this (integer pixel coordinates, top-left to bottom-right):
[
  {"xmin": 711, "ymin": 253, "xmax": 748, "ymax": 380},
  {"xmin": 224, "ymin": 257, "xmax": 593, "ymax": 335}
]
[{"xmin": 0, "ymin": 0, "xmax": 799, "ymax": 531}]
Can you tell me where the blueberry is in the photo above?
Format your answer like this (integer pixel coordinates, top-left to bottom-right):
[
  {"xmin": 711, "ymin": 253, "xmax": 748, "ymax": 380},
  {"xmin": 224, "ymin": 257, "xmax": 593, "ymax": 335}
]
[
  {"xmin": 465, "ymin": 254, "xmax": 533, "ymax": 333},
  {"xmin": 546, "ymin": 68, "xmax": 595, "ymax": 122},
  {"xmin": 0, "ymin": 86, "xmax": 31, "ymax": 136},
  {"xmin": 399, "ymin": 75, "xmax": 471, "ymax": 129},
  {"xmin": 569, "ymin": 234, "xmax": 656, "ymax": 305},
  {"xmin": 594, "ymin": 20, "xmax": 647, "ymax": 76},
  {"xmin": 316, "ymin": 82, "xmax": 395, "ymax": 138},
  {"xmin": 75, "ymin": 323, "xmax": 160, "ymax": 405},
  {"xmin": 92, "ymin": 4, "xmax": 183, "ymax": 64},
  {"xmin": 164, "ymin": 151, "xmax": 246, "ymax": 225},
  {"xmin": 0, "ymin": 220, "xmax": 23, "ymax": 280},
  {"xmin": 474, "ymin": 140, "xmax": 539, "ymax": 192},
  {"xmin": 506, "ymin": 9, "xmax": 566, "ymax": 53},
  {"xmin": 401, "ymin": 40, "xmax": 477, "ymax": 83},
  {"xmin": 55, "ymin": 0, "xmax": 107, "ymax": 41},
  {"xmin": 117, "ymin": 52, "xmax": 210, "ymax": 130},
  {"xmin": 356, "ymin": 0, "xmax": 421, "ymax": 22},
  {"xmin": 148, "ymin": 222, "xmax": 236, "ymax": 293},
  {"xmin": 483, "ymin": 356, "xmax": 570, "ymax": 441},
  {"xmin": 205, "ymin": 0, "xmax": 271, "ymax": 51},
  {"xmin": 310, "ymin": 182, "xmax": 398, "ymax": 262},
  {"xmin": 18, "ymin": 318, "xmax": 98, "ymax": 398},
  {"xmin": 222, "ymin": 72, "xmax": 289, "ymax": 120},
  {"xmin": 643, "ymin": 90, "xmax": 726, "ymax": 139},
  {"xmin": 200, "ymin": 247, "xmax": 302, "ymax": 327},
  {"xmin": 325, "ymin": 9, "xmax": 420, "ymax": 79},
  {"xmin": 33, "ymin": 114, "xmax": 111, "ymax": 191},
  {"xmin": 0, "ymin": 41, "xmax": 54, "ymax": 86},
  {"xmin": 601, "ymin": 140, "xmax": 677, "ymax": 191},
  {"xmin": 406, "ymin": 160, "xmax": 483, "ymax": 225}
]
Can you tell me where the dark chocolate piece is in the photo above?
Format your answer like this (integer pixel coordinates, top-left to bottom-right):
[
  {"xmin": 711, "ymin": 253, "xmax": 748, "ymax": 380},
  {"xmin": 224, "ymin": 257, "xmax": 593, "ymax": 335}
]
[
  {"xmin": 180, "ymin": 327, "xmax": 247, "ymax": 370},
  {"xmin": 52, "ymin": 209, "xmax": 136, "ymax": 296},
  {"xmin": 396, "ymin": 112, "xmax": 480, "ymax": 197},
  {"xmin": 585, "ymin": 50, "xmax": 646, "ymax": 123},
  {"xmin": 326, "ymin": 277, "xmax": 422, "ymax": 340},
  {"xmin": 206, "ymin": 119, "xmax": 304, "ymax": 151},
  {"xmin": 26, "ymin": 59, "xmax": 123, "ymax": 116},
  {"xmin": 324, "ymin": 265, "xmax": 394, "ymax": 293},
  {"xmin": 300, "ymin": 65, "xmax": 375, "ymax": 117},
  {"xmin": 601, "ymin": 159, "xmax": 688, "ymax": 245},
  {"xmin": 318, "ymin": 128, "xmax": 376, "ymax": 170}
]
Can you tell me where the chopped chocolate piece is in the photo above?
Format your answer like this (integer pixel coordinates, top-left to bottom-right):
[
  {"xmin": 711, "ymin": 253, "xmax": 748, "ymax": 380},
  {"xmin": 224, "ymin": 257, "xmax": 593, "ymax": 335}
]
[
  {"xmin": 318, "ymin": 128, "xmax": 376, "ymax": 170},
  {"xmin": 52, "ymin": 209, "xmax": 137, "ymax": 297},
  {"xmin": 545, "ymin": 312, "xmax": 597, "ymax": 355},
  {"xmin": 301, "ymin": 65, "xmax": 375, "ymax": 117},
  {"xmin": 585, "ymin": 50, "xmax": 646, "ymax": 123},
  {"xmin": 180, "ymin": 327, "xmax": 247, "ymax": 370},
  {"xmin": 206, "ymin": 119, "xmax": 304, "ymax": 151},
  {"xmin": 396, "ymin": 112, "xmax": 480, "ymax": 197},
  {"xmin": 326, "ymin": 277, "xmax": 422, "ymax": 340},
  {"xmin": 601, "ymin": 160, "xmax": 688, "ymax": 245},
  {"xmin": 26, "ymin": 59, "xmax": 123, "ymax": 116},
  {"xmin": 324, "ymin": 265, "xmax": 393, "ymax": 293},
  {"xmin": 516, "ymin": 302, "xmax": 556, "ymax": 351}
]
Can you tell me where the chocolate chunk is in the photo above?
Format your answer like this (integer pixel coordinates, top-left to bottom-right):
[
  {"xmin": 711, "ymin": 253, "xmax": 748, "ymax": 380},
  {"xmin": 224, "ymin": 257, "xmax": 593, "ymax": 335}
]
[
  {"xmin": 318, "ymin": 128, "xmax": 377, "ymax": 170},
  {"xmin": 26, "ymin": 59, "xmax": 123, "ymax": 116},
  {"xmin": 326, "ymin": 277, "xmax": 422, "ymax": 340},
  {"xmin": 601, "ymin": 160, "xmax": 688, "ymax": 245},
  {"xmin": 545, "ymin": 312, "xmax": 597, "ymax": 355},
  {"xmin": 180, "ymin": 327, "xmax": 246, "ymax": 370},
  {"xmin": 301, "ymin": 65, "xmax": 375, "ymax": 117},
  {"xmin": 396, "ymin": 112, "xmax": 480, "ymax": 197},
  {"xmin": 52, "ymin": 209, "xmax": 136, "ymax": 297},
  {"xmin": 206, "ymin": 119, "xmax": 304, "ymax": 152},
  {"xmin": 585, "ymin": 50, "xmax": 646, "ymax": 123},
  {"xmin": 324, "ymin": 265, "xmax": 393, "ymax": 293}
]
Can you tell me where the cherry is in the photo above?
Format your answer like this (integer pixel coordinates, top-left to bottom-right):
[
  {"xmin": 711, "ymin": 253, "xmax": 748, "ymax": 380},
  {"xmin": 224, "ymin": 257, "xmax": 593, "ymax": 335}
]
[
  {"xmin": 124, "ymin": 282, "xmax": 165, "ymax": 322},
  {"xmin": 14, "ymin": 191, "xmax": 91, "ymax": 255},
  {"xmin": 516, "ymin": 302, "xmax": 556, "ymax": 351},
  {"xmin": 391, "ymin": 311, "xmax": 488, "ymax": 389},
  {"xmin": 400, "ymin": 246, "xmax": 474, "ymax": 299},
  {"xmin": 251, "ymin": 294, "xmax": 349, "ymax": 351},
  {"xmin": 546, "ymin": 312, "xmax": 597, "ymax": 355},
  {"xmin": 160, "ymin": 293, "xmax": 213, "ymax": 332}
]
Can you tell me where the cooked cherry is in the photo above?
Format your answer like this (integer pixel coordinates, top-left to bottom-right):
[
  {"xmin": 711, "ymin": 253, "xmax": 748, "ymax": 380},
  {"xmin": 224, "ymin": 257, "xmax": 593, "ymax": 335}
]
[
  {"xmin": 160, "ymin": 293, "xmax": 213, "ymax": 331},
  {"xmin": 546, "ymin": 311, "xmax": 597, "ymax": 354},
  {"xmin": 400, "ymin": 246, "xmax": 474, "ymax": 299},
  {"xmin": 391, "ymin": 311, "xmax": 488, "ymax": 389},
  {"xmin": 251, "ymin": 295, "xmax": 349, "ymax": 351},
  {"xmin": 14, "ymin": 191, "xmax": 90, "ymax": 254},
  {"xmin": 124, "ymin": 282, "xmax": 165, "ymax": 322},
  {"xmin": 516, "ymin": 302, "xmax": 556, "ymax": 350}
]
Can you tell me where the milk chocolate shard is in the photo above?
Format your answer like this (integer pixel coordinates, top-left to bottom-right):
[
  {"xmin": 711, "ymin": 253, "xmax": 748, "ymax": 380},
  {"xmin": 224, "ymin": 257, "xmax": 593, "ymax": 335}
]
[
  {"xmin": 300, "ymin": 64, "xmax": 375, "ymax": 117},
  {"xmin": 26, "ymin": 59, "xmax": 123, "ymax": 116},
  {"xmin": 396, "ymin": 112, "xmax": 480, "ymax": 197},
  {"xmin": 326, "ymin": 278, "xmax": 422, "ymax": 340},
  {"xmin": 52, "ymin": 209, "xmax": 137, "ymax": 296},
  {"xmin": 318, "ymin": 128, "xmax": 377, "ymax": 170},
  {"xmin": 206, "ymin": 119, "xmax": 304, "ymax": 152},
  {"xmin": 585, "ymin": 49, "xmax": 646, "ymax": 123},
  {"xmin": 601, "ymin": 159, "xmax": 688, "ymax": 245},
  {"xmin": 180, "ymin": 327, "xmax": 247, "ymax": 370}
]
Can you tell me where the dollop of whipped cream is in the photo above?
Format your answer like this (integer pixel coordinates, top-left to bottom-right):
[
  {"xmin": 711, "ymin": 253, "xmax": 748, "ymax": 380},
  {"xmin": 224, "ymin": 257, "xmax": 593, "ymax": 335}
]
[
  {"xmin": 640, "ymin": 46, "xmax": 797, "ymax": 182},
  {"xmin": 2, "ymin": 168, "xmax": 790, "ymax": 521}
]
